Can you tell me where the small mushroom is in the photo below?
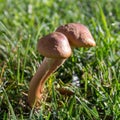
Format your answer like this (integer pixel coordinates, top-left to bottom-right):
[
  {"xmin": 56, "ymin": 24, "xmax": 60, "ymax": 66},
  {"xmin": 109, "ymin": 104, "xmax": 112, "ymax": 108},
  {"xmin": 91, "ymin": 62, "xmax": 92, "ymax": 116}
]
[
  {"xmin": 55, "ymin": 23, "xmax": 96, "ymax": 95},
  {"xmin": 56, "ymin": 23, "xmax": 96, "ymax": 47},
  {"xmin": 28, "ymin": 32, "xmax": 72, "ymax": 107}
]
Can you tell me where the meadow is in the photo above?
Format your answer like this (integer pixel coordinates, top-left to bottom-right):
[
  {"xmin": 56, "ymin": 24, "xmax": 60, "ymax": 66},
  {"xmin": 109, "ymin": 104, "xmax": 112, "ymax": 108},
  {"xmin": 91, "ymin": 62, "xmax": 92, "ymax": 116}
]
[{"xmin": 0, "ymin": 0, "xmax": 120, "ymax": 119}]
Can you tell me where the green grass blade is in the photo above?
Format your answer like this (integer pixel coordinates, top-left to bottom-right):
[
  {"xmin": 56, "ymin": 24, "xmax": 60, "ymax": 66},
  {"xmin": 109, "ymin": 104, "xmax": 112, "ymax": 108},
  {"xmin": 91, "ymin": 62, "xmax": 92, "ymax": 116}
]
[
  {"xmin": 98, "ymin": 4, "xmax": 111, "ymax": 39},
  {"xmin": 2, "ymin": 88, "xmax": 17, "ymax": 120},
  {"xmin": 21, "ymin": 35, "xmax": 31, "ymax": 83}
]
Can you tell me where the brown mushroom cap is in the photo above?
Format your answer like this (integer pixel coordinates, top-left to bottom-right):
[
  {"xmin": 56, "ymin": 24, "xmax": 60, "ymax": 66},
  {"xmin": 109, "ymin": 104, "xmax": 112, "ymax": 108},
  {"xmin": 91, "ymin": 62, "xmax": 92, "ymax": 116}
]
[
  {"xmin": 56, "ymin": 23, "xmax": 96, "ymax": 47},
  {"xmin": 37, "ymin": 32, "xmax": 72, "ymax": 58}
]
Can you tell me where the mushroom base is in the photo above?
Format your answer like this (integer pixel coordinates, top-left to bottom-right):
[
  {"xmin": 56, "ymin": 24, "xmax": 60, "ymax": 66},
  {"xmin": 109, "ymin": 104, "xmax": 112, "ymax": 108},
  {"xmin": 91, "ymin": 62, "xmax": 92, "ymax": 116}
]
[{"xmin": 28, "ymin": 57, "xmax": 66, "ymax": 107}]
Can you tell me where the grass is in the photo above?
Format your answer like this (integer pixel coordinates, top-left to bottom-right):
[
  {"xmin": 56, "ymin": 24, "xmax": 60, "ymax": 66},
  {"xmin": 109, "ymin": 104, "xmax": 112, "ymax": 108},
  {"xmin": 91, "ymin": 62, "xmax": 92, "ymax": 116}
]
[{"xmin": 0, "ymin": 0, "xmax": 120, "ymax": 119}]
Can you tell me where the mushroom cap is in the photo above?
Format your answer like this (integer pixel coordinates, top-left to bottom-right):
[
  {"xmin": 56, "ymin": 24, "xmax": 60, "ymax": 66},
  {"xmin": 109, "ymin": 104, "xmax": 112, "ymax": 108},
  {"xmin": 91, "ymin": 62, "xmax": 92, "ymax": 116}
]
[
  {"xmin": 56, "ymin": 23, "xmax": 96, "ymax": 47},
  {"xmin": 37, "ymin": 32, "xmax": 72, "ymax": 58}
]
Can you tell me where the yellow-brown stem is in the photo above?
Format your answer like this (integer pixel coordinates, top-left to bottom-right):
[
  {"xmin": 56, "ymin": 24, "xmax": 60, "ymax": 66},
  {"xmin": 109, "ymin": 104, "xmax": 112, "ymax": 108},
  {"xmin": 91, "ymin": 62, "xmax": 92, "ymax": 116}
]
[{"xmin": 28, "ymin": 57, "xmax": 66, "ymax": 107}]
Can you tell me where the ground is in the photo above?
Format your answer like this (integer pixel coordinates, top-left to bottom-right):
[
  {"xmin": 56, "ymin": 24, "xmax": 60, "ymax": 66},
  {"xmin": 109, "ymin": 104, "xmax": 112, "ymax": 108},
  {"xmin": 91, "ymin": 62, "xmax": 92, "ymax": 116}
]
[{"xmin": 0, "ymin": 0, "xmax": 120, "ymax": 119}]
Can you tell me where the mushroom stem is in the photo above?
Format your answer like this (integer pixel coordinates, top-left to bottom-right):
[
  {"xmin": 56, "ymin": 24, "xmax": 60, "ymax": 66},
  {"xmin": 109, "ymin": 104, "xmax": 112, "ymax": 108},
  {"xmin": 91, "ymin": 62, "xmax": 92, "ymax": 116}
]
[{"xmin": 28, "ymin": 57, "xmax": 66, "ymax": 107}]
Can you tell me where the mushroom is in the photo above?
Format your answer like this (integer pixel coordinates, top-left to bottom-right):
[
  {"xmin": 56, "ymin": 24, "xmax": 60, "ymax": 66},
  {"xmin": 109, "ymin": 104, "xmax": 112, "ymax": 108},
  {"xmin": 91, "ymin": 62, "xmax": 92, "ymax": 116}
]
[
  {"xmin": 28, "ymin": 23, "xmax": 96, "ymax": 107},
  {"xmin": 28, "ymin": 32, "xmax": 72, "ymax": 107},
  {"xmin": 55, "ymin": 23, "xmax": 96, "ymax": 94},
  {"xmin": 56, "ymin": 23, "xmax": 96, "ymax": 48}
]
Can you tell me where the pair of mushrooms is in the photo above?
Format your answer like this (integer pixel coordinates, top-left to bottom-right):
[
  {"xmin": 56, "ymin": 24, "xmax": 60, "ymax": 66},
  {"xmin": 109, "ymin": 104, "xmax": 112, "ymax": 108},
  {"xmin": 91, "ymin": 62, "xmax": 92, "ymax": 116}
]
[{"xmin": 28, "ymin": 23, "xmax": 96, "ymax": 107}]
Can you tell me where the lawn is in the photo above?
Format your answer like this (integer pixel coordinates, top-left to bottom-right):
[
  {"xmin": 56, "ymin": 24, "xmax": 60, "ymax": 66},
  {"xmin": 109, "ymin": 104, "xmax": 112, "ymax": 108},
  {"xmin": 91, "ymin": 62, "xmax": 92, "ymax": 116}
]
[{"xmin": 0, "ymin": 0, "xmax": 120, "ymax": 119}]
